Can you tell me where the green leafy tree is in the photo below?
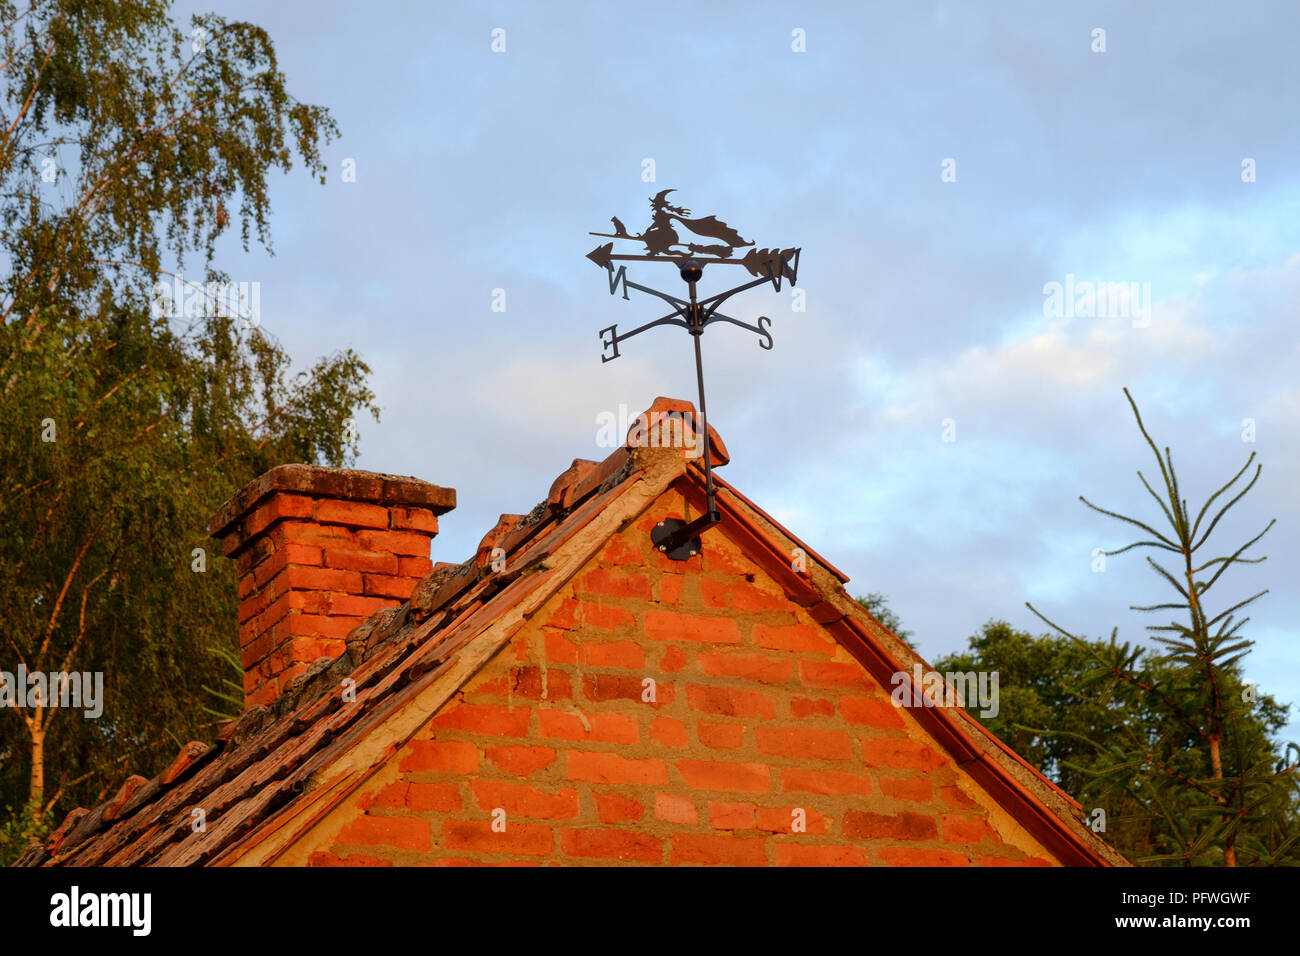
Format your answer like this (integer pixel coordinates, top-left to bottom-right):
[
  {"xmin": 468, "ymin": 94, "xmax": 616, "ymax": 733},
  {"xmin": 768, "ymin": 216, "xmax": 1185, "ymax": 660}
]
[
  {"xmin": 856, "ymin": 592, "xmax": 915, "ymax": 648},
  {"xmin": 0, "ymin": 0, "xmax": 374, "ymax": 863},
  {"xmin": 935, "ymin": 621, "xmax": 1295, "ymax": 864},
  {"xmin": 1024, "ymin": 389, "xmax": 1298, "ymax": 865}
]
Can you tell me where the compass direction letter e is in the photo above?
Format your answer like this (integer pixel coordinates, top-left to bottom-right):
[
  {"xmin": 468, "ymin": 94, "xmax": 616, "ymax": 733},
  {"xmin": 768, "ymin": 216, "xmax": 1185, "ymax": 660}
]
[{"xmin": 600, "ymin": 325, "xmax": 620, "ymax": 362}]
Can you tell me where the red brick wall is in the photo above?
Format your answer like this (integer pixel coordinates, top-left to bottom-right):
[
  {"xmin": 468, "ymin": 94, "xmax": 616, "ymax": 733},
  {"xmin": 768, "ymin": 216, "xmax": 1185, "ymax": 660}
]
[
  {"xmin": 306, "ymin": 494, "xmax": 1056, "ymax": 866},
  {"xmin": 231, "ymin": 498, "xmax": 437, "ymax": 709}
]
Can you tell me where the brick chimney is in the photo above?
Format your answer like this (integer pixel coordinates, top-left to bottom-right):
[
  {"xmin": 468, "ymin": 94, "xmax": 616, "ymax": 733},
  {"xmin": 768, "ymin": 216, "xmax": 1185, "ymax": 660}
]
[{"xmin": 210, "ymin": 464, "xmax": 456, "ymax": 710}]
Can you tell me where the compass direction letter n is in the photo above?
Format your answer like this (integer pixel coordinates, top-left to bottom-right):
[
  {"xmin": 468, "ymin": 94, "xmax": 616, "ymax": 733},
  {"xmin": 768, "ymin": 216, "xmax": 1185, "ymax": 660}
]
[{"xmin": 605, "ymin": 264, "xmax": 630, "ymax": 300}]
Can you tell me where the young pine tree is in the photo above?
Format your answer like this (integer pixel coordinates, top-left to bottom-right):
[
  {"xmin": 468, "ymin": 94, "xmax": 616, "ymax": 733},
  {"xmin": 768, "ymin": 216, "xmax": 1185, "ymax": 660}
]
[{"xmin": 1028, "ymin": 389, "xmax": 1298, "ymax": 866}]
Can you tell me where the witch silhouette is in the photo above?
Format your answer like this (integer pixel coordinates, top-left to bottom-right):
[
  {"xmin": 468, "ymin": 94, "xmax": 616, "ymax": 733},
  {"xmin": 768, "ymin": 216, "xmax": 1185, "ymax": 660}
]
[{"xmin": 591, "ymin": 190, "xmax": 755, "ymax": 258}]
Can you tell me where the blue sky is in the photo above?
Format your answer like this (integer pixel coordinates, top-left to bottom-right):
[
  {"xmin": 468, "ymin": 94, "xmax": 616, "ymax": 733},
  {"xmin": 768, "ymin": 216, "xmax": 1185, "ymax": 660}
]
[{"xmin": 180, "ymin": 0, "xmax": 1300, "ymax": 744}]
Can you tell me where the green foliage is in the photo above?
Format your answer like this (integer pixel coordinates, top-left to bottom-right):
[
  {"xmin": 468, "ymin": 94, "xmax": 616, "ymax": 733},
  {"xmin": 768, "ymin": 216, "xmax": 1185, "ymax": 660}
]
[
  {"xmin": 855, "ymin": 592, "xmax": 915, "ymax": 648},
  {"xmin": 935, "ymin": 622, "xmax": 1296, "ymax": 864},
  {"xmin": 1021, "ymin": 388, "xmax": 1298, "ymax": 866},
  {"xmin": 0, "ymin": 800, "xmax": 57, "ymax": 866},
  {"xmin": 936, "ymin": 621, "xmax": 1124, "ymax": 797},
  {"xmin": 200, "ymin": 642, "xmax": 244, "ymax": 724},
  {"xmin": 0, "ymin": 1, "xmax": 371, "ymax": 864}
]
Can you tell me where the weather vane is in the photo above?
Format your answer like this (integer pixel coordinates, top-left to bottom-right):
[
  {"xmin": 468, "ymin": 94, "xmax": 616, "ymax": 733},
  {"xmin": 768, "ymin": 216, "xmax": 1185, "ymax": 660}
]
[{"xmin": 586, "ymin": 188, "xmax": 800, "ymax": 560}]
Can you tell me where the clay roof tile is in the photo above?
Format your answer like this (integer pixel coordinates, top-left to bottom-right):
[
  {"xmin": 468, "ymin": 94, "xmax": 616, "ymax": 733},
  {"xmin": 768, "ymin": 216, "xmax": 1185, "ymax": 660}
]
[
  {"xmin": 624, "ymin": 396, "xmax": 728, "ymax": 466},
  {"xmin": 547, "ymin": 459, "xmax": 598, "ymax": 510},
  {"xmin": 475, "ymin": 513, "xmax": 526, "ymax": 568},
  {"xmin": 44, "ymin": 808, "xmax": 89, "ymax": 854},
  {"xmin": 161, "ymin": 741, "xmax": 213, "ymax": 785}
]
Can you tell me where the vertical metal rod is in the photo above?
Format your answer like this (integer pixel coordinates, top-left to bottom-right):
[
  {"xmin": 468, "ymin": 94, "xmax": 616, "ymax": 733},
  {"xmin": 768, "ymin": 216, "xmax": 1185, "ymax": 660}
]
[{"xmin": 687, "ymin": 278, "xmax": 719, "ymax": 523}]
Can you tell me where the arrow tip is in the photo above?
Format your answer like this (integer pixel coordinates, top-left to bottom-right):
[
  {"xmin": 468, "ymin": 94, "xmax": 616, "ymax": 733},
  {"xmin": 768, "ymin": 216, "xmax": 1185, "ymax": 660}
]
[{"xmin": 586, "ymin": 243, "xmax": 613, "ymax": 269}]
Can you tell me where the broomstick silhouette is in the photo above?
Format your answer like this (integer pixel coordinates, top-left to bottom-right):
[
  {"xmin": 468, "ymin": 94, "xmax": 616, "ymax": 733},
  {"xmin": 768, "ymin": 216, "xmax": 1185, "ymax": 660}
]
[{"xmin": 589, "ymin": 189, "xmax": 755, "ymax": 258}]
